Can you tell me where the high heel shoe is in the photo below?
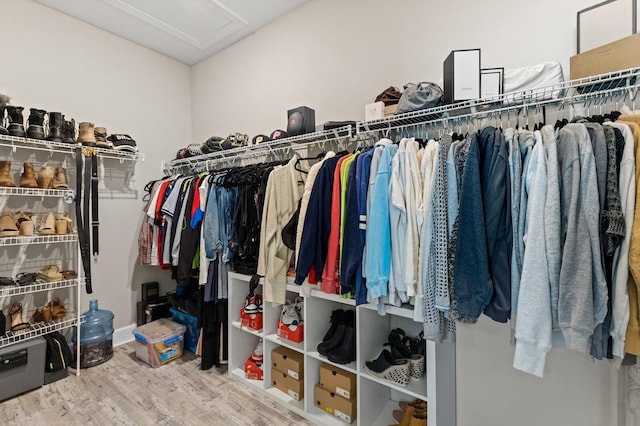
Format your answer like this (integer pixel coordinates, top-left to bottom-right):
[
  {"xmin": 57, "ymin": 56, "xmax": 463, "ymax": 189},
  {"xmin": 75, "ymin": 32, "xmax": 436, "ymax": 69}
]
[{"xmin": 9, "ymin": 302, "xmax": 30, "ymax": 331}]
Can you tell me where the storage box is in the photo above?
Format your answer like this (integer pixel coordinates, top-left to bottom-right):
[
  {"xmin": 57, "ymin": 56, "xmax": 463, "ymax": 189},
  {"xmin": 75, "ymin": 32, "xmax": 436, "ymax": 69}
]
[
  {"xmin": 314, "ymin": 383, "xmax": 357, "ymax": 424},
  {"xmin": 277, "ymin": 319, "xmax": 304, "ymax": 343},
  {"xmin": 384, "ymin": 104, "xmax": 398, "ymax": 117},
  {"xmin": 0, "ymin": 337, "xmax": 46, "ymax": 401},
  {"xmin": 170, "ymin": 307, "xmax": 200, "ymax": 354},
  {"xmin": 133, "ymin": 318, "xmax": 186, "ymax": 368},
  {"xmin": 443, "ymin": 49, "xmax": 481, "ymax": 104},
  {"xmin": 365, "ymin": 101, "xmax": 385, "ymax": 121},
  {"xmin": 240, "ymin": 309, "xmax": 263, "ymax": 332},
  {"xmin": 570, "ymin": 33, "xmax": 640, "ymax": 80},
  {"xmin": 271, "ymin": 345, "xmax": 304, "ymax": 379},
  {"xmin": 319, "ymin": 363, "xmax": 356, "ymax": 400},
  {"xmin": 272, "ymin": 367, "xmax": 304, "ymax": 400},
  {"xmin": 245, "ymin": 357, "xmax": 264, "ymax": 381}
]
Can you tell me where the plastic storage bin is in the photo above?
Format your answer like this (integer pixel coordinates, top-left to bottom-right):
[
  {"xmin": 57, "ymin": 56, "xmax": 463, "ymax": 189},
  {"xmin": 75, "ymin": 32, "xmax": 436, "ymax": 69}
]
[
  {"xmin": 76, "ymin": 299, "xmax": 114, "ymax": 368},
  {"xmin": 169, "ymin": 307, "xmax": 200, "ymax": 354},
  {"xmin": 133, "ymin": 318, "xmax": 186, "ymax": 368}
]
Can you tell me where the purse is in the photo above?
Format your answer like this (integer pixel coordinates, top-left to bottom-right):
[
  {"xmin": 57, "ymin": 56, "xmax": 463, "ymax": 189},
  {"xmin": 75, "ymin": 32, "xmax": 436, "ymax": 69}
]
[
  {"xmin": 43, "ymin": 331, "xmax": 73, "ymax": 372},
  {"xmin": 396, "ymin": 82, "xmax": 444, "ymax": 114}
]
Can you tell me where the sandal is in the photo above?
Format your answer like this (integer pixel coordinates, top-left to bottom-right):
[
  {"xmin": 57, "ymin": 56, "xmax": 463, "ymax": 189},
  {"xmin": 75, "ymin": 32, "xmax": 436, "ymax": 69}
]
[
  {"xmin": 38, "ymin": 213, "xmax": 56, "ymax": 235},
  {"xmin": 37, "ymin": 265, "xmax": 63, "ymax": 282},
  {"xmin": 9, "ymin": 302, "xmax": 30, "ymax": 331},
  {"xmin": 0, "ymin": 276, "xmax": 16, "ymax": 286},
  {"xmin": 16, "ymin": 272, "xmax": 37, "ymax": 286},
  {"xmin": 32, "ymin": 306, "xmax": 52, "ymax": 323},
  {"xmin": 0, "ymin": 213, "xmax": 18, "ymax": 237},
  {"xmin": 16, "ymin": 212, "xmax": 34, "ymax": 236},
  {"xmin": 48, "ymin": 297, "xmax": 67, "ymax": 320},
  {"xmin": 55, "ymin": 214, "xmax": 72, "ymax": 235},
  {"xmin": 61, "ymin": 270, "xmax": 77, "ymax": 280}
]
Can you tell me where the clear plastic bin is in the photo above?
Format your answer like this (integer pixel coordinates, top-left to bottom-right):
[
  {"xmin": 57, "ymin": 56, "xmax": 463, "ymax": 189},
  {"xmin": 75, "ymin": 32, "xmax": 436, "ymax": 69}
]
[{"xmin": 132, "ymin": 318, "xmax": 186, "ymax": 368}]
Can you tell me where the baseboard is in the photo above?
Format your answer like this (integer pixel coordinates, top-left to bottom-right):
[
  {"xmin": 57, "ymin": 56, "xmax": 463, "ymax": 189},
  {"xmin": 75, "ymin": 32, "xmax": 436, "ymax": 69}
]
[{"xmin": 113, "ymin": 323, "xmax": 136, "ymax": 347}]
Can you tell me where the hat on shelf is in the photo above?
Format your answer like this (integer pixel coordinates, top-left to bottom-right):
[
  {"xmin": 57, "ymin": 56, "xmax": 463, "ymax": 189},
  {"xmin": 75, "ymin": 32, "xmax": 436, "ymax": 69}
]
[
  {"xmin": 252, "ymin": 134, "xmax": 271, "ymax": 145},
  {"xmin": 107, "ymin": 134, "xmax": 138, "ymax": 152},
  {"xmin": 223, "ymin": 132, "xmax": 249, "ymax": 149},
  {"xmin": 270, "ymin": 129, "xmax": 288, "ymax": 140},
  {"xmin": 200, "ymin": 136, "xmax": 225, "ymax": 154}
]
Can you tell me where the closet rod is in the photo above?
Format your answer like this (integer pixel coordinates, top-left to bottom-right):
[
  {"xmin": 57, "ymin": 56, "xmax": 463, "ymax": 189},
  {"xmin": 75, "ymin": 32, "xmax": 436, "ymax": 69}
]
[
  {"xmin": 358, "ymin": 78, "xmax": 638, "ymax": 136},
  {"xmin": 162, "ymin": 126, "xmax": 356, "ymax": 176},
  {"xmin": 356, "ymin": 66, "xmax": 640, "ymax": 134},
  {"xmin": 162, "ymin": 125, "xmax": 353, "ymax": 176}
]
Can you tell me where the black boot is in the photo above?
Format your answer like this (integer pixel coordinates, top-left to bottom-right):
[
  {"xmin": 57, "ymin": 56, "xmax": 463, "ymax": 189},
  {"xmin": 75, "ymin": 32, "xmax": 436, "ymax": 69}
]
[
  {"xmin": 6, "ymin": 106, "xmax": 25, "ymax": 137},
  {"xmin": 317, "ymin": 310, "xmax": 354, "ymax": 356},
  {"xmin": 62, "ymin": 118, "xmax": 76, "ymax": 144},
  {"xmin": 0, "ymin": 95, "xmax": 9, "ymax": 136},
  {"xmin": 321, "ymin": 309, "xmax": 344, "ymax": 343},
  {"xmin": 27, "ymin": 108, "xmax": 46, "ymax": 140},
  {"xmin": 328, "ymin": 314, "xmax": 356, "ymax": 364},
  {"xmin": 47, "ymin": 112, "xmax": 63, "ymax": 142}
]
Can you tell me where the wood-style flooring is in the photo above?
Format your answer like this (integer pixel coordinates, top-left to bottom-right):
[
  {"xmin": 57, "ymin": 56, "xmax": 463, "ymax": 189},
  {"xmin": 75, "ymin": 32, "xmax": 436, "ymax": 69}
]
[{"xmin": 0, "ymin": 342, "xmax": 309, "ymax": 425}]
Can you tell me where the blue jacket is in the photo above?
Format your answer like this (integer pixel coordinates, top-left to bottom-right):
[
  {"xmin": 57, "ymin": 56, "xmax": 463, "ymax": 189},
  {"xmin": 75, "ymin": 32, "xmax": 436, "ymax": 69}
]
[
  {"xmin": 295, "ymin": 156, "xmax": 341, "ymax": 284},
  {"xmin": 454, "ymin": 133, "xmax": 492, "ymax": 322},
  {"xmin": 356, "ymin": 149, "xmax": 374, "ymax": 305},
  {"xmin": 365, "ymin": 144, "xmax": 398, "ymax": 299}
]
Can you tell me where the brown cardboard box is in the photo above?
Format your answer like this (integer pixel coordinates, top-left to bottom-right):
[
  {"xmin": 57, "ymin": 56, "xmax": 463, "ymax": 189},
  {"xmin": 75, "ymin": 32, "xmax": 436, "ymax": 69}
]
[
  {"xmin": 314, "ymin": 384, "xmax": 357, "ymax": 424},
  {"xmin": 271, "ymin": 367, "xmax": 304, "ymax": 401},
  {"xmin": 384, "ymin": 104, "xmax": 398, "ymax": 117},
  {"xmin": 570, "ymin": 33, "xmax": 640, "ymax": 80},
  {"xmin": 271, "ymin": 346, "xmax": 304, "ymax": 380},
  {"xmin": 319, "ymin": 363, "xmax": 356, "ymax": 400}
]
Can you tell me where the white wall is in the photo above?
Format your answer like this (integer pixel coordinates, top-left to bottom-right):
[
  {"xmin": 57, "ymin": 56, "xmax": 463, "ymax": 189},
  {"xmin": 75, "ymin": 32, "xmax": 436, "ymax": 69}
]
[
  {"xmin": 0, "ymin": 0, "xmax": 191, "ymax": 330},
  {"xmin": 191, "ymin": 0, "xmax": 626, "ymax": 425}
]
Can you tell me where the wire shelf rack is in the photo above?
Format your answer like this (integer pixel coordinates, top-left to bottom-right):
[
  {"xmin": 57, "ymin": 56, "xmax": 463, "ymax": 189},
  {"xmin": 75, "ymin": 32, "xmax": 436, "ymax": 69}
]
[
  {"xmin": 162, "ymin": 126, "xmax": 353, "ymax": 175},
  {"xmin": 0, "ymin": 135, "xmax": 144, "ymax": 162},
  {"xmin": 0, "ymin": 277, "xmax": 83, "ymax": 297},
  {"xmin": 0, "ymin": 187, "xmax": 72, "ymax": 198},
  {"xmin": 0, "ymin": 315, "xmax": 81, "ymax": 349},
  {"xmin": 355, "ymin": 67, "xmax": 640, "ymax": 133},
  {"xmin": 0, "ymin": 234, "xmax": 78, "ymax": 247}
]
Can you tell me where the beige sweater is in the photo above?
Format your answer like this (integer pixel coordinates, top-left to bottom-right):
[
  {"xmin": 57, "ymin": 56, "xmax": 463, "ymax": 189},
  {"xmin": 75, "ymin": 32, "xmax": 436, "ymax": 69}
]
[
  {"xmin": 619, "ymin": 118, "xmax": 640, "ymax": 354},
  {"xmin": 257, "ymin": 156, "xmax": 306, "ymax": 305}
]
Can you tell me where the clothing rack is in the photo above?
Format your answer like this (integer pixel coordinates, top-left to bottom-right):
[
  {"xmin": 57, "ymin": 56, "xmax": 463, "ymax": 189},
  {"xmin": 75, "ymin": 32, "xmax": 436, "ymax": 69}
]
[
  {"xmin": 162, "ymin": 125, "xmax": 354, "ymax": 176},
  {"xmin": 355, "ymin": 67, "xmax": 640, "ymax": 134}
]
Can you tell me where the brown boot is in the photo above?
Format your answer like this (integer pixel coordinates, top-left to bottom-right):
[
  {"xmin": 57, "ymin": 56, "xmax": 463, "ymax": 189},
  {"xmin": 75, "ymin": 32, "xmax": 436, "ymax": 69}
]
[
  {"xmin": 37, "ymin": 166, "xmax": 55, "ymax": 189},
  {"xmin": 52, "ymin": 167, "xmax": 69, "ymax": 190},
  {"xmin": 95, "ymin": 126, "xmax": 110, "ymax": 148},
  {"xmin": 78, "ymin": 122, "xmax": 96, "ymax": 146},
  {"xmin": 19, "ymin": 162, "xmax": 38, "ymax": 188},
  {"xmin": 0, "ymin": 161, "xmax": 16, "ymax": 187}
]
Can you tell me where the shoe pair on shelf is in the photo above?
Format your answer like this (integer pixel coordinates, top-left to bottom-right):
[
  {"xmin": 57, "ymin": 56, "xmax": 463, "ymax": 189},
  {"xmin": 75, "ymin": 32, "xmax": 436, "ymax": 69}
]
[
  {"xmin": 280, "ymin": 297, "xmax": 303, "ymax": 328},
  {"xmin": 0, "ymin": 161, "xmax": 69, "ymax": 189},
  {"xmin": 32, "ymin": 297, "xmax": 67, "ymax": 323},
  {"xmin": 317, "ymin": 309, "xmax": 356, "ymax": 364},
  {"xmin": 364, "ymin": 329, "xmax": 426, "ymax": 387},
  {"xmin": 0, "ymin": 212, "xmax": 73, "ymax": 237},
  {"xmin": 251, "ymin": 338, "xmax": 264, "ymax": 365},
  {"xmin": 392, "ymin": 399, "xmax": 427, "ymax": 426},
  {"xmin": 244, "ymin": 293, "xmax": 263, "ymax": 314}
]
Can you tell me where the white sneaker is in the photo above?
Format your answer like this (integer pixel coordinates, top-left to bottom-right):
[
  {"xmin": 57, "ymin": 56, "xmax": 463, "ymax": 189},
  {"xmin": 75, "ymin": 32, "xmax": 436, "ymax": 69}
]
[
  {"xmin": 251, "ymin": 338, "xmax": 263, "ymax": 364},
  {"xmin": 281, "ymin": 300, "xmax": 302, "ymax": 326}
]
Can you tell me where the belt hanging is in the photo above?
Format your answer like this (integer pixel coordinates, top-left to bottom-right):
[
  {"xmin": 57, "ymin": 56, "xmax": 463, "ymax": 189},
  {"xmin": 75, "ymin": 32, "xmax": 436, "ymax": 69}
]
[
  {"xmin": 91, "ymin": 154, "xmax": 99, "ymax": 262},
  {"xmin": 75, "ymin": 146, "xmax": 92, "ymax": 294}
]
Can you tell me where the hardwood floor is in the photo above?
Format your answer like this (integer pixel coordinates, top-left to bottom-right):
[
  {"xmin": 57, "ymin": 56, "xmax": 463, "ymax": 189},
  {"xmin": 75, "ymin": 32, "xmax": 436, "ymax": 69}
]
[{"xmin": 0, "ymin": 342, "xmax": 310, "ymax": 426}]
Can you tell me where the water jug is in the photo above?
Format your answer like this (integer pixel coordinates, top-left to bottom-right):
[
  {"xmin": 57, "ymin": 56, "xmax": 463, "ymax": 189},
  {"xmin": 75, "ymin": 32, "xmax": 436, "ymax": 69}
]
[{"xmin": 78, "ymin": 299, "xmax": 114, "ymax": 368}]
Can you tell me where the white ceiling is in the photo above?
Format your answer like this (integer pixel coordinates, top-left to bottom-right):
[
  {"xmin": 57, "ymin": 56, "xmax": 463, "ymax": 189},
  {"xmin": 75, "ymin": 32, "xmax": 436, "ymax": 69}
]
[{"xmin": 33, "ymin": 0, "xmax": 308, "ymax": 65}]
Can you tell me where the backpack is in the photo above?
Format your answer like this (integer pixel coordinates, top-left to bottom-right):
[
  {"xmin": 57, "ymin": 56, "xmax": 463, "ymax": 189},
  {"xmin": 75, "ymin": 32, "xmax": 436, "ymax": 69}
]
[{"xmin": 43, "ymin": 331, "xmax": 73, "ymax": 372}]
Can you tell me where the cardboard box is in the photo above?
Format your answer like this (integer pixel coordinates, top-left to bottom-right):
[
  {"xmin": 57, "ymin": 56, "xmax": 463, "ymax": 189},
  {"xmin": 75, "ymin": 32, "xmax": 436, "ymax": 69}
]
[
  {"xmin": 277, "ymin": 319, "xmax": 304, "ymax": 343},
  {"xmin": 272, "ymin": 367, "xmax": 304, "ymax": 401},
  {"xmin": 364, "ymin": 101, "xmax": 385, "ymax": 121},
  {"xmin": 314, "ymin": 384, "xmax": 357, "ymax": 424},
  {"xmin": 443, "ymin": 49, "xmax": 481, "ymax": 104},
  {"xmin": 570, "ymin": 33, "xmax": 640, "ymax": 80},
  {"xmin": 244, "ymin": 357, "xmax": 264, "ymax": 381},
  {"xmin": 384, "ymin": 104, "xmax": 398, "ymax": 117},
  {"xmin": 271, "ymin": 346, "xmax": 304, "ymax": 380},
  {"xmin": 240, "ymin": 309, "xmax": 263, "ymax": 331},
  {"xmin": 319, "ymin": 363, "xmax": 356, "ymax": 400}
]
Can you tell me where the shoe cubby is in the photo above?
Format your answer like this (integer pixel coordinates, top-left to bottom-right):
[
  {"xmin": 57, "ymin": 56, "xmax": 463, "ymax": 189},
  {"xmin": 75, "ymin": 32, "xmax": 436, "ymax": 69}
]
[{"xmin": 227, "ymin": 273, "xmax": 456, "ymax": 425}]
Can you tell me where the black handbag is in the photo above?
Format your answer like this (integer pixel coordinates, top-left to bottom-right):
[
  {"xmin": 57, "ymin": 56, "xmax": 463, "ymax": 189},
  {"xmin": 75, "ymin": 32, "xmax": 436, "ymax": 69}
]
[{"xmin": 43, "ymin": 331, "xmax": 73, "ymax": 372}]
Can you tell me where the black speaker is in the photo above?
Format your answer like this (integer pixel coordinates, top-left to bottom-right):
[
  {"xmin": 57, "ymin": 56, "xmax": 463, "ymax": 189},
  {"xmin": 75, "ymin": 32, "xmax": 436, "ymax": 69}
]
[{"xmin": 287, "ymin": 106, "xmax": 315, "ymax": 136}]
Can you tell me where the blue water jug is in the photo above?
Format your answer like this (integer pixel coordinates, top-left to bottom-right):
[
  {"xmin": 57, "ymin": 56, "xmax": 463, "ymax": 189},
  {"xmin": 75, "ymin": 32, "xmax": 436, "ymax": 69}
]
[{"xmin": 79, "ymin": 299, "xmax": 114, "ymax": 368}]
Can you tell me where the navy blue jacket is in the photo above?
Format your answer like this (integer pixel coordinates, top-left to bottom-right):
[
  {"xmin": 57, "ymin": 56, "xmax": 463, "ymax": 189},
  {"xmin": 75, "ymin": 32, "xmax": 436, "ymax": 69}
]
[{"xmin": 340, "ymin": 154, "xmax": 360, "ymax": 296}]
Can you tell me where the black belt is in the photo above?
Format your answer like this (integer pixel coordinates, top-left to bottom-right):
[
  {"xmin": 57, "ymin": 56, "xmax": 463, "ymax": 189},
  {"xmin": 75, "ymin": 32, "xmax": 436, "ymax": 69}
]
[{"xmin": 75, "ymin": 146, "xmax": 99, "ymax": 294}]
